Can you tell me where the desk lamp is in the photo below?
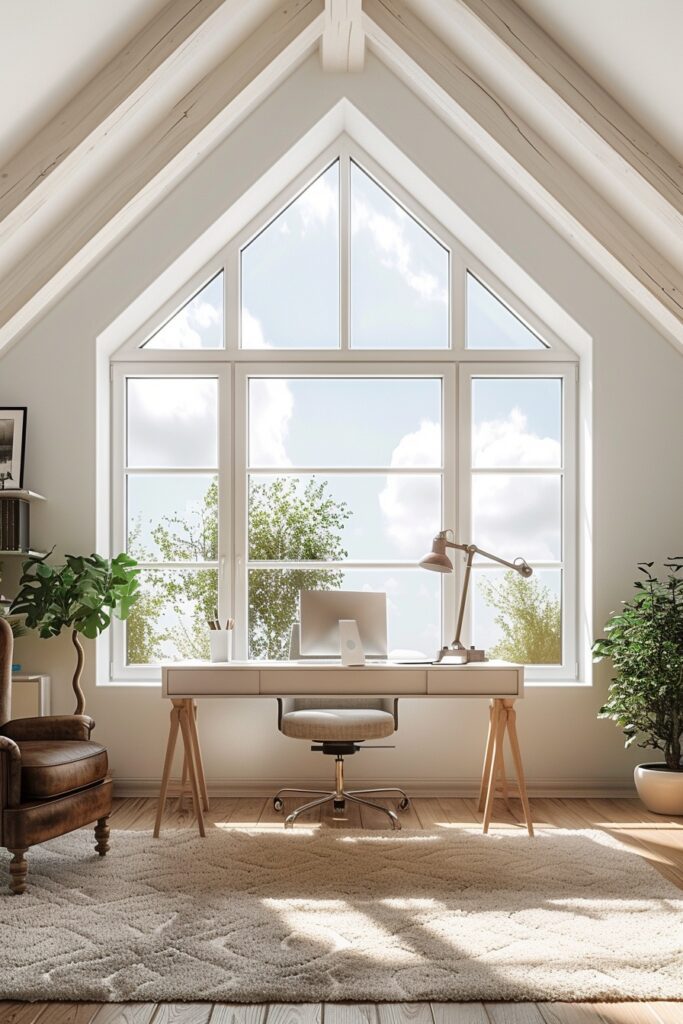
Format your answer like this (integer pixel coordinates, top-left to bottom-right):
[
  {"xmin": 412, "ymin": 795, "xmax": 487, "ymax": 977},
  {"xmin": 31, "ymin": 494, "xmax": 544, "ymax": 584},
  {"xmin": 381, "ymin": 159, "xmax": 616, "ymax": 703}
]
[{"xmin": 419, "ymin": 529, "xmax": 533, "ymax": 663}]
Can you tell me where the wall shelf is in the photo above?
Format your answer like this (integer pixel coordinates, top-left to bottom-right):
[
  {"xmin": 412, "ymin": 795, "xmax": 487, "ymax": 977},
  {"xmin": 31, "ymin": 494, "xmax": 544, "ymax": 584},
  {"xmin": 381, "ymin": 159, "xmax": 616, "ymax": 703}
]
[
  {"xmin": 0, "ymin": 550, "xmax": 47, "ymax": 558},
  {"xmin": 0, "ymin": 491, "xmax": 46, "ymax": 503}
]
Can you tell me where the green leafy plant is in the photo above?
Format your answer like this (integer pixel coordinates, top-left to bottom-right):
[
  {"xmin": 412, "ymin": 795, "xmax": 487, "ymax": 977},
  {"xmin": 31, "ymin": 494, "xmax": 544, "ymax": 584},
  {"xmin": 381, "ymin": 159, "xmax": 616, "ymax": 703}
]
[
  {"xmin": 126, "ymin": 477, "xmax": 350, "ymax": 663},
  {"xmin": 10, "ymin": 550, "xmax": 140, "ymax": 713},
  {"xmin": 479, "ymin": 570, "xmax": 561, "ymax": 664},
  {"xmin": 594, "ymin": 559, "xmax": 683, "ymax": 771}
]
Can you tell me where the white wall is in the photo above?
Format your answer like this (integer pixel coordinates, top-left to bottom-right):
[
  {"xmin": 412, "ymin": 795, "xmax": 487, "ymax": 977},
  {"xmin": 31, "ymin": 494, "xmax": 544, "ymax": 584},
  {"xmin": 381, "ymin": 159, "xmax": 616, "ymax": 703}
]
[{"xmin": 1, "ymin": 55, "xmax": 681, "ymax": 795}]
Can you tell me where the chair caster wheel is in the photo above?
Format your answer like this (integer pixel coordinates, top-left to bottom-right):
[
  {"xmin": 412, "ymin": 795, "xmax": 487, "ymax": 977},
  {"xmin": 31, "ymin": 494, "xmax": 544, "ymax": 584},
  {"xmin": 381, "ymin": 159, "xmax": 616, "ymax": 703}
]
[
  {"xmin": 333, "ymin": 799, "xmax": 345, "ymax": 814},
  {"xmin": 398, "ymin": 797, "xmax": 410, "ymax": 811},
  {"xmin": 273, "ymin": 798, "xmax": 284, "ymax": 812},
  {"xmin": 284, "ymin": 819, "xmax": 294, "ymax": 829}
]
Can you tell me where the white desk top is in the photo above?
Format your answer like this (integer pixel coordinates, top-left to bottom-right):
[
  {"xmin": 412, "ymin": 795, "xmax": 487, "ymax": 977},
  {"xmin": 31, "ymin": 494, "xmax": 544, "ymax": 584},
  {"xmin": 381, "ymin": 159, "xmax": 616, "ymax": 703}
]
[{"xmin": 162, "ymin": 659, "xmax": 524, "ymax": 699}]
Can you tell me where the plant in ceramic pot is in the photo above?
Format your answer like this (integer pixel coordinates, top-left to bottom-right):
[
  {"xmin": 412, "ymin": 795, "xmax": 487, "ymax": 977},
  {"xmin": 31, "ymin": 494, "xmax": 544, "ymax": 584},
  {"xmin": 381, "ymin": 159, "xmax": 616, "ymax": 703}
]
[
  {"xmin": 594, "ymin": 558, "xmax": 683, "ymax": 814},
  {"xmin": 10, "ymin": 550, "xmax": 140, "ymax": 714}
]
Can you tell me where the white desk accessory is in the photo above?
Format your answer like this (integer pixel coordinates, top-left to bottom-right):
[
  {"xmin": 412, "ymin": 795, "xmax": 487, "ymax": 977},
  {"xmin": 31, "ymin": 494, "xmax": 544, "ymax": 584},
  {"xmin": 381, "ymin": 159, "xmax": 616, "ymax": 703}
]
[{"xmin": 338, "ymin": 619, "xmax": 365, "ymax": 665}]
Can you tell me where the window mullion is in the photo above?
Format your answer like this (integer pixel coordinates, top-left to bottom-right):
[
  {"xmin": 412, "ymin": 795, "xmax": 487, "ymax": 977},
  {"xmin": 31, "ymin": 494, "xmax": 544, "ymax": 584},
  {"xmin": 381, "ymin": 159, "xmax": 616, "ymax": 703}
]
[{"xmin": 340, "ymin": 151, "xmax": 350, "ymax": 351}]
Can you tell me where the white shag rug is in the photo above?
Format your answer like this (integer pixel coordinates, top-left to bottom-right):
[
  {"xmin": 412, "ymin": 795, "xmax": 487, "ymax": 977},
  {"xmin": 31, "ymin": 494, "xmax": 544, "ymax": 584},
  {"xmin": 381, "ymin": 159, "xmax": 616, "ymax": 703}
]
[{"xmin": 0, "ymin": 827, "xmax": 681, "ymax": 1003}]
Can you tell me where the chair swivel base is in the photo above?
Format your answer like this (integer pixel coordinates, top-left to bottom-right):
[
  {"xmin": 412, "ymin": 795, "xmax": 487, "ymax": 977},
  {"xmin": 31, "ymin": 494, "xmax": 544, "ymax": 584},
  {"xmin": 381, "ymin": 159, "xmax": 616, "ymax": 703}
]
[{"xmin": 273, "ymin": 754, "xmax": 410, "ymax": 830}]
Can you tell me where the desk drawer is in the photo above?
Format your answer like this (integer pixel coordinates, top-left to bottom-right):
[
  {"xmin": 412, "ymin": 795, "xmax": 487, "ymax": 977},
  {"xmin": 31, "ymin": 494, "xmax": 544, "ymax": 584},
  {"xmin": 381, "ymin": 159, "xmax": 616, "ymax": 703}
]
[
  {"xmin": 427, "ymin": 669, "xmax": 519, "ymax": 696},
  {"xmin": 260, "ymin": 668, "xmax": 426, "ymax": 695},
  {"xmin": 165, "ymin": 668, "xmax": 259, "ymax": 696}
]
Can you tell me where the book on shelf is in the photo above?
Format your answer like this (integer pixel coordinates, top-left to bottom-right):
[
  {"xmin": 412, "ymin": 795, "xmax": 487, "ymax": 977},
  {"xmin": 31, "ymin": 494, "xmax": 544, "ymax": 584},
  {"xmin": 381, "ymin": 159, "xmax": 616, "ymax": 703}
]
[{"xmin": 0, "ymin": 496, "xmax": 30, "ymax": 552}]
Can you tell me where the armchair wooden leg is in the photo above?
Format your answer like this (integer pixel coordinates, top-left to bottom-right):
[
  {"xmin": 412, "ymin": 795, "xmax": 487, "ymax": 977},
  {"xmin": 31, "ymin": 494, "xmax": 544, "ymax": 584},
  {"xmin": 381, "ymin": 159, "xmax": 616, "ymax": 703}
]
[
  {"xmin": 9, "ymin": 848, "xmax": 28, "ymax": 895},
  {"xmin": 95, "ymin": 817, "xmax": 111, "ymax": 856}
]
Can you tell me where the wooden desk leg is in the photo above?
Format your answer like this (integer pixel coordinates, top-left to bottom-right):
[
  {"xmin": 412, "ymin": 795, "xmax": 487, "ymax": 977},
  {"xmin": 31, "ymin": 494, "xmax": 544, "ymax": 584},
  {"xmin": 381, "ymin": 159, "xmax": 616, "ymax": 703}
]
[
  {"xmin": 188, "ymin": 699, "xmax": 209, "ymax": 812},
  {"xmin": 504, "ymin": 699, "xmax": 534, "ymax": 837},
  {"xmin": 478, "ymin": 700, "xmax": 498, "ymax": 812},
  {"xmin": 482, "ymin": 699, "xmax": 506, "ymax": 834},
  {"xmin": 154, "ymin": 701, "xmax": 181, "ymax": 838},
  {"xmin": 179, "ymin": 701, "xmax": 206, "ymax": 837},
  {"xmin": 177, "ymin": 755, "xmax": 189, "ymax": 811}
]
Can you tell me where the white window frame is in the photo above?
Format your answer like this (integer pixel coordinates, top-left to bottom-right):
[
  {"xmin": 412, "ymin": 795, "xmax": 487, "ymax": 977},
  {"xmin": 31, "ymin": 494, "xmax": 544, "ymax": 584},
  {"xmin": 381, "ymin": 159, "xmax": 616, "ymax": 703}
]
[
  {"xmin": 234, "ymin": 362, "xmax": 456, "ymax": 661},
  {"xmin": 110, "ymin": 362, "xmax": 231, "ymax": 682},
  {"xmin": 458, "ymin": 362, "xmax": 577, "ymax": 683},
  {"xmin": 108, "ymin": 135, "xmax": 582, "ymax": 685}
]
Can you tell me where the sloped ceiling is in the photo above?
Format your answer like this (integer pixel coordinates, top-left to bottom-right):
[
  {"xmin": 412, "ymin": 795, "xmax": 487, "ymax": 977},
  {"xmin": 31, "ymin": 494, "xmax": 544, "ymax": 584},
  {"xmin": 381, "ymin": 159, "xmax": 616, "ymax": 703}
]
[
  {"xmin": 0, "ymin": 0, "xmax": 168, "ymax": 165},
  {"xmin": 0, "ymin": 0, "xmax": 681, "ymax": 355},
  {"xmin": 4, "ymin": 0, "xmax": 680, "ymax": 168},
  {"xmin": 516, "ymin": 0, "xmax": 683, "ymax": 163}
]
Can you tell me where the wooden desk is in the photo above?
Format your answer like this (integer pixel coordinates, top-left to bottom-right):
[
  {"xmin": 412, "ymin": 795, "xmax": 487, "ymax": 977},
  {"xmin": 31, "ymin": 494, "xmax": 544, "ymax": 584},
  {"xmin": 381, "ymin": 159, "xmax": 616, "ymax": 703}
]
[{"xmin": 156, "ymin": 660, "xmax": 533, "ymax": 838}]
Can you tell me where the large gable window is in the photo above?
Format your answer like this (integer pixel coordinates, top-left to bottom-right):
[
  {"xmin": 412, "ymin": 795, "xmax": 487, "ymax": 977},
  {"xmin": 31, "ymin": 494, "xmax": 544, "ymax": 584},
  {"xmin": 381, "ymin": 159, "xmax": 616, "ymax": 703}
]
[{"xmin": 111, "ymin": 143, "xmax": 580, "ymax": 683}]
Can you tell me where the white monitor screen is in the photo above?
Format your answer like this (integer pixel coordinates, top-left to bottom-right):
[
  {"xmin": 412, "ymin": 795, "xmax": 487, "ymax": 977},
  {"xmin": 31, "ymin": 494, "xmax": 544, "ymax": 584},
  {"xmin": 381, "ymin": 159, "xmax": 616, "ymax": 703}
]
[{"xmin": 299, "ymin": 590, "xmax": 388, "ymax": 658}]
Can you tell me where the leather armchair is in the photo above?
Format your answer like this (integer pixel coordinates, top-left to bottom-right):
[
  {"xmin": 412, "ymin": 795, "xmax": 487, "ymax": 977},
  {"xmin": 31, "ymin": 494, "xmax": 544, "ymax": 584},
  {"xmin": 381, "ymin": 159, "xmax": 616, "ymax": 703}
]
[{"xmin": 0, "ymin": 617, "xmax": 113, "ymax": 894}]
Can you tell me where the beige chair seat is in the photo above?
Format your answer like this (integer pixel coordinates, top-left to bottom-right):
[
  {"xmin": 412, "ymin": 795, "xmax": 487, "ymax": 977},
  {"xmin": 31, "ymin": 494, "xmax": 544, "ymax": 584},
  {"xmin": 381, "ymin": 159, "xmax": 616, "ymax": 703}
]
[{"xmin": 280, "ymin": 707, "xmax": 395, "ymax": 741}]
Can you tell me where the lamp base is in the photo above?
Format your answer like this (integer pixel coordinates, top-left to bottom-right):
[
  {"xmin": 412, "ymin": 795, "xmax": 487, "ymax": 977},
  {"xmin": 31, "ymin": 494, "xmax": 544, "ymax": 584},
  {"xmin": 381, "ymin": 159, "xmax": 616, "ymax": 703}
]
[{"xmin": 433, "ymin": 644, "xmax": 487, "ymax": 664}]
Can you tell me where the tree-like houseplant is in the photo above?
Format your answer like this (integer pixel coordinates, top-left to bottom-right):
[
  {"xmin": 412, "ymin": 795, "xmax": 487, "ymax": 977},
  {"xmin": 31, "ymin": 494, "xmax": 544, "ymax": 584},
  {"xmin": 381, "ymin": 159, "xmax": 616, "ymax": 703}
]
[
  {"xmin": 594, "ymin": 559, "xmax": 683, "ymax": 814},
  {"xmin": 10, "ymin": 550, "xmax": 140, "ymax": 713}
]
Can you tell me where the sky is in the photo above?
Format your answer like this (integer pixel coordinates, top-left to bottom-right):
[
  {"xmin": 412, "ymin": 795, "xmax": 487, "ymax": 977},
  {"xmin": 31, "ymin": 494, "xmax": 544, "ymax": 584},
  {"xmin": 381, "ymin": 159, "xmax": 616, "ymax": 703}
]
[{"xmin": 125, "ymin": 159, "xmax": 563, "ymax": 662}]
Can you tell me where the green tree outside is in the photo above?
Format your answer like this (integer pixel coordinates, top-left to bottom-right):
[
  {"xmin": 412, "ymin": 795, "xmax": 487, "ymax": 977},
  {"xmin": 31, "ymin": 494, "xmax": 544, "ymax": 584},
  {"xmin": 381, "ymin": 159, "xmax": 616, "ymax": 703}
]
[
  {"xmin": 127, "ymin": 477, "xmax": 350, "ymax": 663},
  {"xmin": 479, "ymin": 570, "xmax": 561, "ymax": 664}
]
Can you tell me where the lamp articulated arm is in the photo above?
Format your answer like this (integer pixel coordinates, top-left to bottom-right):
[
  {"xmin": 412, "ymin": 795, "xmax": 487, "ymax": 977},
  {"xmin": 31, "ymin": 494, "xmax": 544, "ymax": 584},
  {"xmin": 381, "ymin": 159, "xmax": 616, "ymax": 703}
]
[{"xmin": 420, "ymin": 529, "xmax": 533, "ymax": 662}]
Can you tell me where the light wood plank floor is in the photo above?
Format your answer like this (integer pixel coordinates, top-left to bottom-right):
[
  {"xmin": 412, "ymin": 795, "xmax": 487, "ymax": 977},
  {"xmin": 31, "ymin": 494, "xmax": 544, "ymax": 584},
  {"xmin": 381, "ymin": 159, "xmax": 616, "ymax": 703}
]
[{"xmin": 3, "ymin": 796, "xmax": 682, "ymax": 1024}]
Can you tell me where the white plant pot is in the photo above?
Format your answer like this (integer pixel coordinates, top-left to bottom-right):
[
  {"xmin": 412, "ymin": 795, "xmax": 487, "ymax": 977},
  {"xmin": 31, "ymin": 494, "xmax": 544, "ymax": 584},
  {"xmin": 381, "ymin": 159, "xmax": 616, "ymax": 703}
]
[{"xmin": 634, "ymin": 763, "xmax": 683, "ymax": 815}]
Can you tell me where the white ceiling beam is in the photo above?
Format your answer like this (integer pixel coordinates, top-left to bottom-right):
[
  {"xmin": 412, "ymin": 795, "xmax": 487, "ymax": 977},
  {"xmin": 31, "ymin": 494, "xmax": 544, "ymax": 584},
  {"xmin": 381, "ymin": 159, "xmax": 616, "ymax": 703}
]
[
  {"xmin": 321, "ymin": 0, "xmax": 365, "ymax": 71},
  {"xmin": 0, "ymin": 0, "xmax": 228, "ymax": 226},
  {"xmin": 416, "ymin": 0, "xmax": 683, "ymax": 270},
  {"xmin": 364, "ymin": 0, "xmax": 683, "ymax": 349},
  {"xmin": 0, "ymin": 0, "xmax": 324, "ymax": 351}
]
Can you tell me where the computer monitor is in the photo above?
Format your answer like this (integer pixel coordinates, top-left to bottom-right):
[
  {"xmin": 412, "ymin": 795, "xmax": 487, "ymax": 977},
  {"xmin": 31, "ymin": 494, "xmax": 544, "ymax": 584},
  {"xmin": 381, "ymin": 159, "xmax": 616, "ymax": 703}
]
[{"xmin": 299, "ymin": 590, "xmax": 388, "ymax": 658}]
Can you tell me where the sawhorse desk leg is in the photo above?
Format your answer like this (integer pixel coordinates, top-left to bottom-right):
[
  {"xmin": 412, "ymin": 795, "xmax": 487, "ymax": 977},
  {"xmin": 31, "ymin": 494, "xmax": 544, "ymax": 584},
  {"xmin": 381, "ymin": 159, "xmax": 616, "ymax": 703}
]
[
  {"xmin": 478, "ymin": 698, "xmax": 534, "ymax": 837},
  {"xmin": 154, "ymin": 699, "xmax": 209, "ymax": 838}
]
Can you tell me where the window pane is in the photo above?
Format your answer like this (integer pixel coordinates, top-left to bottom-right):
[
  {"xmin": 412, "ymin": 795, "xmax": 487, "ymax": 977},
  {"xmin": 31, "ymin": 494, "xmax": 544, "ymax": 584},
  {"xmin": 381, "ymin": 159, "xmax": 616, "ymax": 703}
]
[
  {"xmin": 248, "ymin": 474, "xmax": 441, "ymax": 561},
  {"xmin": 126, "ymin": 568, "xmax": 218, "ymax": 664},
  {"xmin": 241, "ymin": 162, "xmax": 340, "ymax": 349},
  {"xmin": 127, "ymin": 378, "xmax": 218, "ymax": 468},
  {"xmin": 128, "ymin": 475, "xmax": 217, "ymax": 562},
  {"xmin": 467, "ymin": 274, "xmax": 547, "ymax": 350},
  {"xmin": 472, "ymin": 378, "xmax": 562, "ymax": 468},
  {"xmin": 142, "ymin": 274, "xmax": 223, "ymax": 349},
  {"xmin": 472, "ymin": 473, "xmax": 561, "ymax": 562},
  {"xmin": 472, "ymin": 567, "xmax": 562, "ymax": 665},
  {"xmin": 350, "ymin": 162, "xmax": 449, "ymax": 349},
  {"xmin": 248, "ymin": 568, "xmax": 440, "ymax": 660},
  {"xmin": 249, "ymin": 377, "xmax": 442, "ymax": 467}
]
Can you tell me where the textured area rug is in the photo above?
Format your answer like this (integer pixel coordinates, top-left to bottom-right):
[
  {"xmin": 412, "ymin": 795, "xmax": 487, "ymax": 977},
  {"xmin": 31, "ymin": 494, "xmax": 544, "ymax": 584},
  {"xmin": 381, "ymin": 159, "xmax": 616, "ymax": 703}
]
[{"xmin": 0, "ymin": 827, "xmax": 681, "ymax": 1003}]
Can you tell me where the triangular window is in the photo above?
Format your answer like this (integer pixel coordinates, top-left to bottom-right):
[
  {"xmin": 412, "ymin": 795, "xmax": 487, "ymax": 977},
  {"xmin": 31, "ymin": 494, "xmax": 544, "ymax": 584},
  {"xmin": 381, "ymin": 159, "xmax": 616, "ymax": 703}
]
[
  {"xmin": 141, "ymin": 273, "xmax": 223, "ymax": 349},
  {"xmin": 350, "ymin": 161, "xmax": 449, "ymax": 349},
  {"xmin": 241, "ymin": 161, "xmax": 340, "ymax": 349},
  {"xmin": 467, "ymin": 273, "xmax": 547, "ymax": 350}
]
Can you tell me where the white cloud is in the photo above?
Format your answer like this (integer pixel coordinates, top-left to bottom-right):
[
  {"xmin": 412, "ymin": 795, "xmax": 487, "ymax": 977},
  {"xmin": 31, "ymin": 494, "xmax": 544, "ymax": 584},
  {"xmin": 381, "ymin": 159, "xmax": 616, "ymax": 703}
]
[
  {"xmin": 127, "ymin": 378, "xmax": 217, "ymax": 465},
  {"xmin": 378, "ymin": 421, "xmax": 441, "ymax": 556},
  {"xmin": 295, "ymin": 172, "xmax": 337, "ymax": 233},
  {"xmin": 150, "ymin": 298, "xmax": 220, "ymax": 349},
  {"xmin": 473, "ymin": 408, "xmax": 560, "ymax": 468},
  {"xmin": 352, "ymin": 196, "xmax": 447, "ymax": 305},
  {"xmin": 472, "ymin": 409, "xmax": 561, "ymax": 561}
]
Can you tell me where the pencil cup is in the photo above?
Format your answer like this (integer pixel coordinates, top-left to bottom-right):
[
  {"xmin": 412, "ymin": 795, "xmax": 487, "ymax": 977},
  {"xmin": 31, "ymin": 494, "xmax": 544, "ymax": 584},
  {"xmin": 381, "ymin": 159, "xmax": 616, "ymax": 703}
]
[{"xmin": 209, "ymin": 630, "xmax": 232, "ymax": 663}]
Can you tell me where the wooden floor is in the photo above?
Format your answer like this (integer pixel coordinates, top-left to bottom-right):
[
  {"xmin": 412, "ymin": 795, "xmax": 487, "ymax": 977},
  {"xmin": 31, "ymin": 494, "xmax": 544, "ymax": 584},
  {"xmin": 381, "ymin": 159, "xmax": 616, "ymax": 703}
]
[{"xmin": 2, "ymin": 795, "xmax": 682, "ymax": 1024}]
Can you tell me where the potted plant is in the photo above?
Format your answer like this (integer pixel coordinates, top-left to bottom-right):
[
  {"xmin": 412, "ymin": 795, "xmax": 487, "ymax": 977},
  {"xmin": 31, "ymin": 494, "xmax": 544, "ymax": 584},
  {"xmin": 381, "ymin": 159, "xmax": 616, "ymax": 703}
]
[
  {"xmin": 594, "ymin": 558, "xmax": 683, "ymax": 814},
  {"xmin": 10, "ymin": 550, "xmax": 140, "ymax": 714}
]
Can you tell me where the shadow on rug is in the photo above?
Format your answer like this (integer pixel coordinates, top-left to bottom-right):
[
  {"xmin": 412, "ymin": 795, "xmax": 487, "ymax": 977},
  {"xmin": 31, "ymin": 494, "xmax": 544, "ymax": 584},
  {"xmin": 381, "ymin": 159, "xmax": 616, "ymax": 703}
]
[{"xmin": 0, "ymin": 827, "xmax": 681, "ymax": 1002}]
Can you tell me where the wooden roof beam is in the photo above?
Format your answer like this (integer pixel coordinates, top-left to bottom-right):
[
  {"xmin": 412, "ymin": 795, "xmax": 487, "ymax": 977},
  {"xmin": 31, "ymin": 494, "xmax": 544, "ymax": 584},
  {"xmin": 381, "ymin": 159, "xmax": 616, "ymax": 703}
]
[
  {"xmin": 0, "ymin": 0, "xmax": 324, "ymax": 352},
  {"xmin": 364, "ymin": 0, "xmax": 683, "ymax": 350},
  {"xmin": 321, "ymin": 0, "xmax": 365, "ymax": 71}
]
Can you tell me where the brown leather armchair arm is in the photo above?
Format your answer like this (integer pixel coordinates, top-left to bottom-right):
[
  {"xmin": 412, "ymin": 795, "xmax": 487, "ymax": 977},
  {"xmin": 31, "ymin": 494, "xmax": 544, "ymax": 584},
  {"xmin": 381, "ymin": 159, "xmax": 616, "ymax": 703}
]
[
  {"xmin": 0, "ymin": 736, "xmax": 22, "ymax": 808},
  {"xmin": 0, "ymin": 715, "xmax": 95, "ymax": 742}
]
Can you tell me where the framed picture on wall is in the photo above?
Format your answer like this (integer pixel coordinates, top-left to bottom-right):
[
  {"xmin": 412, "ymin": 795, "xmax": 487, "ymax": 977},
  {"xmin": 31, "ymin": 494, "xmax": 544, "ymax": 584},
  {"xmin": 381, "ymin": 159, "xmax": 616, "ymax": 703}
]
[{"xmin": 0, "ymin": 408, "xmax": 27, "ymax": 489}]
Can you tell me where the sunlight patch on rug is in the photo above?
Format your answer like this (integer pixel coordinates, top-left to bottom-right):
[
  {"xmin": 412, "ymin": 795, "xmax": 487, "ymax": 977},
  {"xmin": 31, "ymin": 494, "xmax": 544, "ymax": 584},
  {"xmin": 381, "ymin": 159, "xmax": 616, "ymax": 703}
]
[{"xmin": 0, "ymin": 827, "xmax": 680, "ymax": 1002}]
